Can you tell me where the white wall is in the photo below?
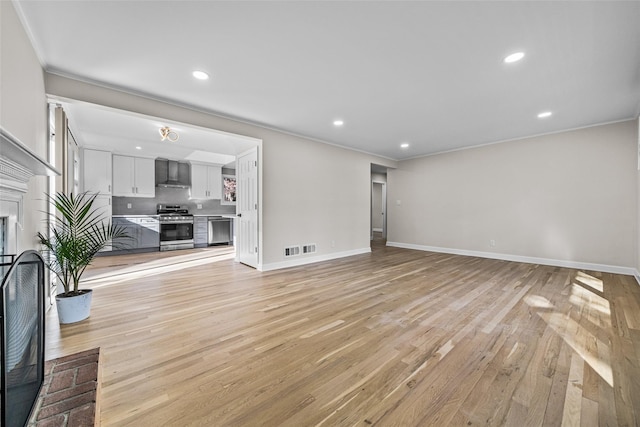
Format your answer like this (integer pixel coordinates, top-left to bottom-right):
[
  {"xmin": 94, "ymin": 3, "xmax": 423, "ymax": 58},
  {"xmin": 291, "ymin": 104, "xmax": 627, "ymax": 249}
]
[
  {"xmin": 0, "ymin": 2, "xmax": 49, "ymax": 252},
  {"xmin": 43, "ymin": 74, "xmax": 397, "ymax": 269},
  {"xmin": 262, "ymin": 135, "xmax": 387, "ymax": 267},
  {"xmin": 14, "ymin": 7, "xmax": 636, "ymax": 272},
  {"xmin": 637, "ymin": 118, "xmax": 640, "ymax": 276},
  {"xmin": 371, "ymin": 172, "xmax": 387, "ymax": 183},
  {"xmin": 388, "ymin": 120, "xmax": 638, "ymax": 271}
]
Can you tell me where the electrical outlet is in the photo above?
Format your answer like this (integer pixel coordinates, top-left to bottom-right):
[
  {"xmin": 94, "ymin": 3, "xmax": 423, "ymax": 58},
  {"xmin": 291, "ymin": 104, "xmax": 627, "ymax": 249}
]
[
  {"xmin": 331, "ymin": 240, "xmax": 335, "ymax": 248},
  {"xmin": 396, "ymin": 200, "xmax": 401, "ymax": 206},
  {"xmin": 490, "ymin": 239, "xmax": 496, "ymax": 247},
  {"xmin": 127, "ymin": 203, "xmax": 132, "ymax": 209},
  {"xmin": 197, "ymin": 204, "xmax": 202, "ymax": 209}
]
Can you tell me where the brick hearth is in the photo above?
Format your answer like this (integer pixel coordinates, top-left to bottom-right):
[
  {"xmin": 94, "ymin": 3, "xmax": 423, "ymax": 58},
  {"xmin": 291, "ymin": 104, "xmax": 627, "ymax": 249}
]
[{"xmin": 28, "ymin": 348, "xmax": 101, "ymax": 427}]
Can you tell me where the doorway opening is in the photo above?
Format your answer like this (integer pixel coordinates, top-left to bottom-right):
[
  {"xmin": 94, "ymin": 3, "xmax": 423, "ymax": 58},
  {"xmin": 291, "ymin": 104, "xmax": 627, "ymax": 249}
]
[
  {"xmin": 46, "ymin": 98, "xmax": 262, "ymax": 269},
  {"xmin": 371, "ymin": 163, "xmax": 388, "ymax": 247}
]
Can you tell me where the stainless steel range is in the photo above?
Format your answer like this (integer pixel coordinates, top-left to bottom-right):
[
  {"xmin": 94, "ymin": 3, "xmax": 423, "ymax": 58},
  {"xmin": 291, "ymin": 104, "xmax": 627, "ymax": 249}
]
[{"xmin": 157, "ymin": 204, "xmax": 194, "ymax": 251}]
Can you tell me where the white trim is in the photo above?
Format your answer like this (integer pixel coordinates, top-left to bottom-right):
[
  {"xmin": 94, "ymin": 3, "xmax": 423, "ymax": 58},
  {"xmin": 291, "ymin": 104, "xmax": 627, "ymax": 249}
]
[
  {"xmin": 386, "ymin": 241, "xmax": 637, "ymax": 276},
  {"xmin": 0, "ymin": 126, "xmax": 59, "ymax": 178},
  {"xmin": 45, "ymin": 72, "xmax": 397, "ymax": 162},
  {"xmin": 634, "ymin": 270, "xmax": 640, "ymax": 287},
  {"xmin": 372, "ymin": 228, "xmax": 383, "ymax": 233},
  {"xmin": 402, "ymin": 118, "xmax": 637, "ymax": 161},
  {"xmin": 259, "ymin": 247, "xmax": 371, "ymax": 272},
  {"xmin": 0, "ymin": 194, "xmax": 21, "ymax": 255}
]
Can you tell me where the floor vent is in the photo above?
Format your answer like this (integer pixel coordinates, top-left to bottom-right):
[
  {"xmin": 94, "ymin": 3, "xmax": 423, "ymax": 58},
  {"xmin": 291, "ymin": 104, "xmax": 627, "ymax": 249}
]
[
  {"xmin": 302, "ymin": 244, "xmax": 317, "ymax": 254},
  {"xmin": 284, "ymin": 246, "xmax": 300, "ymax": 257}
]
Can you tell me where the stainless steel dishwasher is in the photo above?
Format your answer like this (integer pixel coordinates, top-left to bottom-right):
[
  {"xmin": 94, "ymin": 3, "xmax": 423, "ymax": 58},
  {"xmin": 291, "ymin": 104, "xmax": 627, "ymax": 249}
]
[{"xmin": 208, "ymin": 216, "xmax": 232, "ymax": 245}]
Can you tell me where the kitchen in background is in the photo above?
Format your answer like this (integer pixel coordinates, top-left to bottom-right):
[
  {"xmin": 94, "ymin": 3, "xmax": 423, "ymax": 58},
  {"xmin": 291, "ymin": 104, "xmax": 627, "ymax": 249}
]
[
  {"xmin": 109, "ymin": 158, "xmax": 237, "ymax": 253},
  {"xmin": 61, "ymin": 101, "xmax": 259, "ymax": 256},
  {"xmin": 112, "ymin": 170, "xmax": 236, "ymax": 216}
]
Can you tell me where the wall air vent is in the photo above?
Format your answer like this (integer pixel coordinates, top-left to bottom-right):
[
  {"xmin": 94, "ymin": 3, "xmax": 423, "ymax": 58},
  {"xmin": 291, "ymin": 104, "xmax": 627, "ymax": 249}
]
[
  {"xmin": 284, "ymin": 246, "xmax": 300, "ymax": 257},
  {"xmin": 302, "ymin": 244, "xmax": 317, "ymax": 254}
]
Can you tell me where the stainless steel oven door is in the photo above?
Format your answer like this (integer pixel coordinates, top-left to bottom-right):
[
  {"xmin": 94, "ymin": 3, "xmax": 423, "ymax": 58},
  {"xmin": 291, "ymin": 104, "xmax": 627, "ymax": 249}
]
[{"xmin": 159, "ymin": 222, "xmax": 194, "ymax": 251}]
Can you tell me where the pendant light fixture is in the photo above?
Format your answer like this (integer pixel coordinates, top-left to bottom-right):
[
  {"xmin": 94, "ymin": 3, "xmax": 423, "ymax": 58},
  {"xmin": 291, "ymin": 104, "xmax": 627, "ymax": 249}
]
[{"xmin": 159, "ymin": 126, "xmax": 179, "ymax": 142}]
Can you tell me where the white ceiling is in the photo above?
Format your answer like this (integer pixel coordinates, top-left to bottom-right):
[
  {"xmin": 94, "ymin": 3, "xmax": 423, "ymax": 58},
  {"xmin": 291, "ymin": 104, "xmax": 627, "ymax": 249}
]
[
  {"xmin": 57, "ymin": 100, "xmax": 260, "ymax": 165},
  {"xmin": 15, "ymin": 1, "xmax": 640, "ymax": 160}
]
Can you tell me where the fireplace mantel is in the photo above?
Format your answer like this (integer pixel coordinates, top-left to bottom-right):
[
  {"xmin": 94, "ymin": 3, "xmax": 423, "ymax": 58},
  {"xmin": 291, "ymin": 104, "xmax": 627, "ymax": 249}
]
[
  {"xmin": 0, "ymin": 126, "xmax": 59, "ymax": 254},
  {"xmin": 0, "ymin": 126, "xmax": 59, "ymax": 193}
]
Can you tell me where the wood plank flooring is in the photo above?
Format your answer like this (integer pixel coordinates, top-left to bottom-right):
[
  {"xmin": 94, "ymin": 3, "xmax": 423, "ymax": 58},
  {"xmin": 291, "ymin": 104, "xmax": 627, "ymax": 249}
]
[{"xmin": 44, "ymin": 241, "xmax": 640, "ymax": 426}]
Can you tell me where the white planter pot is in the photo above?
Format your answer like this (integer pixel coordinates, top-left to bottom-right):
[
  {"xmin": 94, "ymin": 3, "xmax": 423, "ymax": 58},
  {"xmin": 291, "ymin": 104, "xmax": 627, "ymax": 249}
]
[{"xmin": 56, "ymin": 290, "xmax": 93, "ymax": 324}]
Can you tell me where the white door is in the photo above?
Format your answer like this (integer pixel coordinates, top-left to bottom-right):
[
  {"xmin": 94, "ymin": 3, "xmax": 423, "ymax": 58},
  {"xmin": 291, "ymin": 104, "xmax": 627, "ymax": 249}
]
[
  {"xmin": 371, "ymin": 181, "xmax": 387, "ymax": 239},
  {"xmin": 237, "ymin": 148, "xmax": 258, "ymax": 268}
]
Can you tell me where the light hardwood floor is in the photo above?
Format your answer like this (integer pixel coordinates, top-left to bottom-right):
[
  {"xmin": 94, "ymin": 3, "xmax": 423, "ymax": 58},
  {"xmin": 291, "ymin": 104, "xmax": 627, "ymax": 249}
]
[{"xmin": 45, "ymin": 241, "xmax": 640, "ymax": 426}]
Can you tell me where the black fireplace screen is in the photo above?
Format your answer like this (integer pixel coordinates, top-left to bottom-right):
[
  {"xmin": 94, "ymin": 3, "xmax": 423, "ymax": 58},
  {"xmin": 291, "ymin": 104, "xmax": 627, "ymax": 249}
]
[{"xmin": 0, "ymin": 250, "xmax": 45, "ymax": 427}]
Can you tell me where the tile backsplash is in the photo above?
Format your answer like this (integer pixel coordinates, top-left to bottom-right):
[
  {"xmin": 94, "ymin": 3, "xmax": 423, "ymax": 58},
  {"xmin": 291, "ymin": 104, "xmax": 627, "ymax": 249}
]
[{"xmin": 113, "ymin": 186, "xmax": 236, "ymax": 215}]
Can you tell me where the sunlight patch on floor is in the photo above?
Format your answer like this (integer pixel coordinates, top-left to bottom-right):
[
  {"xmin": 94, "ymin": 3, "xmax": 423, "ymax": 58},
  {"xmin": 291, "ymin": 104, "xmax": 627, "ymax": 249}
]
[
  {"xmin": 537, "ymin": 310, "xmax": 613, "ymax": 387},
  {"xmin": 569, "ymin": 283, "xmax": 611, "ymax": 322},
  {"xmin": 574, "ymin": 271, "xmax": 604, "ymax": 293},
  {"xmin": 525, "ymin": 275, "xmax": 614, "ymax": 387},
  {"xmin": 82, "ymin": 251, "xmax": 236, "ymax": 288},
  {"xmin": 523, "ymin": 294, "xmax": 554, "ymax": 309}
]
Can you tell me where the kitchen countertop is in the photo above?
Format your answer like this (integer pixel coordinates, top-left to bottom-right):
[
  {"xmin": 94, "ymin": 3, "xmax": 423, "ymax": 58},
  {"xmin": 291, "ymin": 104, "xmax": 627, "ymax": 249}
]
[
  {"xmin": 113, "ymin": 214, "xmax": 159, "ymax": 218},
  {"xmin": 113, "ymin": 214, "xmax": 237, "ymax": 218}
]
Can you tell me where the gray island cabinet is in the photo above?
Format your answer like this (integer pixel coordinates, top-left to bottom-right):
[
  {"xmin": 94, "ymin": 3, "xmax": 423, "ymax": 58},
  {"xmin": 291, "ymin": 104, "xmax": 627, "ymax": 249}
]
[
  {"xmin": 194, "ymin": 216, "xmax": 208, "ymax": 248},
  {"xmin": 112, "ymin": 216, "xmax": 160, "ymax": 253}
]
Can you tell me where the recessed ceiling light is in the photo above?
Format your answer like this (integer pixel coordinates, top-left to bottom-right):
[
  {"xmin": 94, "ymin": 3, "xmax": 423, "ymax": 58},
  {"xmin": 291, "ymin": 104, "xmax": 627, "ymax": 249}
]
[
  {"xmin": 333, "ymin": 120, "xmax": 344, "ymax": 126},
  {"xmin": 537, "ymin": 111, "xmax": 552, "ymax": 118},
  {"xmin": 504, "ymin": 52, "xmax": 525, "ymax": 63},
  {"xmin": 192, "ymin": 70, "xmax": 209, "ymax": 80},
  {"xmin": 400, "ymin": 143, "xmax": 410, "ymax": 149},
  {"xmin": 135, "ymin": 146, "xmax": 142, "ymax": 150}
]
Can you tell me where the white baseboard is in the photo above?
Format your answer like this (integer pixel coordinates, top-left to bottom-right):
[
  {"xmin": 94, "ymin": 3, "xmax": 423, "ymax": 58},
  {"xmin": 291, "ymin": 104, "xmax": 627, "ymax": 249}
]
[
  {"xmin": 372, "ymin": 228, "xmax": 383, "ymax": 232},
  {"xmin": 386, "ymin": 241, "xmax": 638, "ymax": 277},
  {"xmin": 259, "ymin": 247, "xmax": 372, "ymax": 272}
]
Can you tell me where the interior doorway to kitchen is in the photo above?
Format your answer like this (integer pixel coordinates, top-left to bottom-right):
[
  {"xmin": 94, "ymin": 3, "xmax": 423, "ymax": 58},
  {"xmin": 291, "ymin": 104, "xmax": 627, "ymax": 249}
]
[{"xmin": 46, "ymin": 97, "xmax": 262, "ymax": 269}]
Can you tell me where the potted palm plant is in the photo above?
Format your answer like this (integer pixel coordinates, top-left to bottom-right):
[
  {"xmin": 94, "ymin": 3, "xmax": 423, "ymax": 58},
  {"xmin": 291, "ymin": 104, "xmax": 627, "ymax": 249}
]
[{"xmin": 38, "ymin": 192, "xmax": 128, "ymax": 324}]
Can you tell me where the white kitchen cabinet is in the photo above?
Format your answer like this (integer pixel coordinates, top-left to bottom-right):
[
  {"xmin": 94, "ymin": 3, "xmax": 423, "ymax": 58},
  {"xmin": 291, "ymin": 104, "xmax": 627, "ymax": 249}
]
[
  {"xmin": 191, "ymin": 163, "xmax": 222, "ymax": 199},
  {"xmin": 93, "ymin": 195, "xmax": 113, "ymax": 252},
  {"xmin": 112, "ymin": 155, "xmax": 155, "ymax": 198},
  {"xmin": 83, "ymin": 149, "xmax": 112, "ymax": 194}
]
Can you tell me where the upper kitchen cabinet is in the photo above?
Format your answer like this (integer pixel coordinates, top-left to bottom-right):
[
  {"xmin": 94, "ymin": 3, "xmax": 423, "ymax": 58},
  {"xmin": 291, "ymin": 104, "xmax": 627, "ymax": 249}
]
[
  {"xmin": 112, "ymin": 155, "xmax": 155, "ymax": 198},
  {"xmin": 82, "ymin": 148, "xmax": 112, "ymax": 194},
  {"xmin": 191, "ymin": 163, "xmax": 222, "ymax": 199}
]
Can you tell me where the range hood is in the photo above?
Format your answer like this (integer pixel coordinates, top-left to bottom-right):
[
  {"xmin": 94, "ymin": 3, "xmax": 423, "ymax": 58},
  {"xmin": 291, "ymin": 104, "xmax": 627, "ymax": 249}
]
[{"xmin": 155, "ymin": 159, "xmax": 191, "ymax": 188}]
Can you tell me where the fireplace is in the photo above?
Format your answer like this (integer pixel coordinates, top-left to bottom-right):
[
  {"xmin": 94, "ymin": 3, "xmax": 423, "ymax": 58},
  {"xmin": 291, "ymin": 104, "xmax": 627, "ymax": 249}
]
[
  {"xmin": 0, "ymin": 250, "xmax": 45, "ymax": 427},
  {"xmin": 0, "ymin": 127, "xmax": 58, "ymax": 427}
]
